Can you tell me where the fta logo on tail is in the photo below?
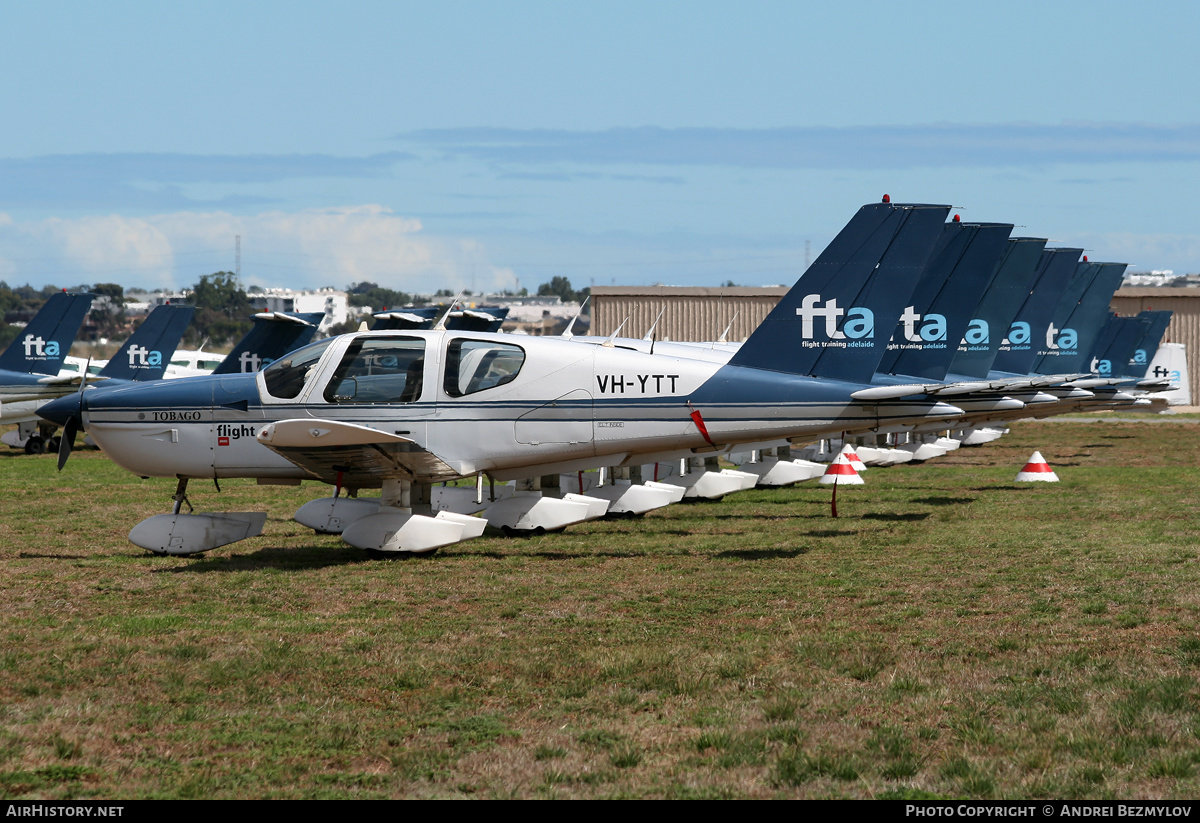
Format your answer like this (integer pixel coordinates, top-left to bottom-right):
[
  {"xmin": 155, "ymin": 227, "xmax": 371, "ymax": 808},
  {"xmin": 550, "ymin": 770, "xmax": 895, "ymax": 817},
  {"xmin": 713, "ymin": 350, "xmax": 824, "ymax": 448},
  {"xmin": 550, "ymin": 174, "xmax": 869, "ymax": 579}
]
[
  {"xmin": 1001, "ymin": 321, "xmax": 1077, "ymax": 350},
  {"xmin": 237, "ymin": 352, "xmax": 275, "ymax": 372},
  {"xmin": 22, "ymin": 335, "xmax": 59, "ymax": 358},
  {"xmin": 795, "ymin": 295, "xmax": 874, "ymax": 339},
  {"xmin": 1044, "ymin": 322, "xmax": 1078, "ymax": 351},
  {"xmin": 1090, "ymin": 357, "xmax": 1113, "ymax": 376},
  {"xmin": 898, "ymin": 307, "xmax": 946, "ymax": 342},
  {"xmin": 128, "ymin": 345, "xmax": 162, "ymax": 368}
]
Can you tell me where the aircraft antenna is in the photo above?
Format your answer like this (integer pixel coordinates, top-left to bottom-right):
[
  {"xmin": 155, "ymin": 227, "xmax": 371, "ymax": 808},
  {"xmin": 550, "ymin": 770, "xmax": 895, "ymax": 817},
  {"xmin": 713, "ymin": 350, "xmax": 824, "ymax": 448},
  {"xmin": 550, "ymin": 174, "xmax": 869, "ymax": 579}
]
[
  {"xmin": 602, "ymin": 315, "xmax": 630, "ymax": 347},
  {"xmin": 642, "ymin": 307, "xmax": 666, "ymax": 342},
  {"xmin": 717, "ymin": 311, "xmax": 740, "ymax": 344},
  {"xmin": 432, "ymin": 290, "xmax": 466, "ymax": 330},
  {"xmin": 561, "ymin": 295, "xmax": 590, "ymax": 339}
]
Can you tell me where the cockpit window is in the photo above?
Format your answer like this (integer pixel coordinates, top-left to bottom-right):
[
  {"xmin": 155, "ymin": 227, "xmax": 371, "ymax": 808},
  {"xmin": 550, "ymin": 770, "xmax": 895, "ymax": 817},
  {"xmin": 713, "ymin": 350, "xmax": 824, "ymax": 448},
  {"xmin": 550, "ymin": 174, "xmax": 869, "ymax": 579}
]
[
  {"xmin": 443, "ymin": 339, "xmax": 525, "ymax": 397},
  {"xmin": 262, "ymin": 338, "xmax": 335, "ymax": 400},
  {"xmin": 323, "ymin": 337, "xmax": 427, "ymax": 404}
]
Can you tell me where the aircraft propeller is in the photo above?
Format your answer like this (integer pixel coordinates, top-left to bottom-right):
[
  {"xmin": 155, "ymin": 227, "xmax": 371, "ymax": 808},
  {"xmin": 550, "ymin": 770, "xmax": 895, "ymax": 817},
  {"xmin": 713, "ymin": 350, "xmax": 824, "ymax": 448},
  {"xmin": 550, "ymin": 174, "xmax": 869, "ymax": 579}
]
[{"xmin": 56, "ymin": 358, "xmax": 89, "ymax": 472}]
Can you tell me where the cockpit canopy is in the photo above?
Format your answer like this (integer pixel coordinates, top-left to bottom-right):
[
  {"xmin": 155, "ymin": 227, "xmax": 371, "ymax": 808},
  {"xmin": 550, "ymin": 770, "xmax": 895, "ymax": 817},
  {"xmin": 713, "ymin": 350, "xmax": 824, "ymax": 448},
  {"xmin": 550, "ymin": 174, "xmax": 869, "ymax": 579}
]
[{"xmin": 260, "ymin": 334, "xmax": 526, "ymax": 404}]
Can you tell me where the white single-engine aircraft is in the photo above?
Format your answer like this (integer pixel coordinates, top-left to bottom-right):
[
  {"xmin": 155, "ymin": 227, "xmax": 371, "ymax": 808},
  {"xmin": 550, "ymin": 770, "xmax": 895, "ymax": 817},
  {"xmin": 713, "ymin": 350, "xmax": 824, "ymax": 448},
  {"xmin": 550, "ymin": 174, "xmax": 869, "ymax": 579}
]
[{"xmin": 43, "ymin": 198, "xmax": 987, "ymax": 557}]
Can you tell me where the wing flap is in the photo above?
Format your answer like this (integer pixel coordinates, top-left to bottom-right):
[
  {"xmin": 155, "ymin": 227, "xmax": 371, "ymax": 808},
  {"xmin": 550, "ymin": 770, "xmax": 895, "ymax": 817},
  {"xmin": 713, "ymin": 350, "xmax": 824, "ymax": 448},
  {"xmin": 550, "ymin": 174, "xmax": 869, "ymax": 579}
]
[{"xmin": 256, "ymin": 418, "xmax": 461, "ymax": 484}]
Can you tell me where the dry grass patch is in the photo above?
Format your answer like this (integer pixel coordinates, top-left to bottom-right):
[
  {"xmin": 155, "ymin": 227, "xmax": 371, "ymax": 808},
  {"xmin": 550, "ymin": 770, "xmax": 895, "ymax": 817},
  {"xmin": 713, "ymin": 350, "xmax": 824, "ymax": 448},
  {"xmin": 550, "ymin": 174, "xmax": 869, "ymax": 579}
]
[{"xmin": 1, "ymin": 421, "xmax": 1200, "ymax": 796}]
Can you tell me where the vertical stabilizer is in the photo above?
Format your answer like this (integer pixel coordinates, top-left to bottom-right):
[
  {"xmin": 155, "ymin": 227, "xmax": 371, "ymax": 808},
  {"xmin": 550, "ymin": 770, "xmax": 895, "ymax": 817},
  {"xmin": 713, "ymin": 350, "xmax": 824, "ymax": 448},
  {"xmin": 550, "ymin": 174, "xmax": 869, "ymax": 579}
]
[
  {"xmin": 1124, "ymin": 311, "xmax": 1173, "ymax": 379},
  {"xmin": 1029, "ymin": 261, "xmax": 1127, "ymax": 374},
  {"xmin": 212, "ymin": 312, "xmax": 325, "ymax": 374},
  {"xmin": 727, "ymin": 200, "xmax": 949, "ymax": 383},
  {"xmin": 947, "ymin": 237, "xmax": 1047, "ymax": 379},
  {"xmin": 990, "ymin": 248, "xmax": 1082, "ymax": 375},
  {"xmin": 1088, "ymin": 314, "xmax": 1147, "ymax": 379},
  {"xmin": 0, "ymin": 292, "xmax": 95, "ymax": 376},
  {"xmin": 878, "ymin": 221, "xmax": 1013, "ymax": 380},
  {"xmin": 99, "ymin": 305, "xmax": 196, "ymax": 382}
]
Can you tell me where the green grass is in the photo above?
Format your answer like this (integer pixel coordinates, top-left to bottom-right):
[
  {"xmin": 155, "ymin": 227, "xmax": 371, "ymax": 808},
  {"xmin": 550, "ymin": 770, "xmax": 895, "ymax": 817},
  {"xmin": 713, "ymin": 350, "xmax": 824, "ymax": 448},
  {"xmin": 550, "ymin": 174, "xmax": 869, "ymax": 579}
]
[{"xmin": 1, "ymin": 420, "xmax": 1200, "ymax": 797}]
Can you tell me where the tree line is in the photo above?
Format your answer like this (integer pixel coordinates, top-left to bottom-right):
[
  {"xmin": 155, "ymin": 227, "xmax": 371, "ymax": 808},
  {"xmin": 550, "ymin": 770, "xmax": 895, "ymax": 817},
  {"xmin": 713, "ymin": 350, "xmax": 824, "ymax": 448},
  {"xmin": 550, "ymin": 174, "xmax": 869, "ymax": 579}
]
[{"xmin": 0, "ymin": 273, "xmax": 590, "ymax": 350}]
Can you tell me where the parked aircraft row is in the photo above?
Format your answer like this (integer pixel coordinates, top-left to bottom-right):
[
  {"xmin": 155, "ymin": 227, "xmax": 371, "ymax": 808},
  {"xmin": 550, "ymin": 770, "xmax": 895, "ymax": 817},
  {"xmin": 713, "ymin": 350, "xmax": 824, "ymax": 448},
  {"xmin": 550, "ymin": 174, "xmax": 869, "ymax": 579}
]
[
  {"xmin": 35, "ymin": 196, "xmax": 1175, "ymax": 558},
  {"xmin": 0, "ymin": 295, "xmax": 326, "ymax": 453},
  {"xmin": 0, "ymin": 296, "xmax": 508, "ymax": 453}
]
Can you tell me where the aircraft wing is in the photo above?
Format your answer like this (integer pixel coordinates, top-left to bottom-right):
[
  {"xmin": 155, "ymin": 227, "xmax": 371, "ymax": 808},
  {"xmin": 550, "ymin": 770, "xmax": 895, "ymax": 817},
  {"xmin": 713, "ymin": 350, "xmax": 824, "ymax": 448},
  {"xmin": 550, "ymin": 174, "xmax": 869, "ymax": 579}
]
[{"xmin": 256, "ymin": 418, "xmax": 462, "ymax": 484}]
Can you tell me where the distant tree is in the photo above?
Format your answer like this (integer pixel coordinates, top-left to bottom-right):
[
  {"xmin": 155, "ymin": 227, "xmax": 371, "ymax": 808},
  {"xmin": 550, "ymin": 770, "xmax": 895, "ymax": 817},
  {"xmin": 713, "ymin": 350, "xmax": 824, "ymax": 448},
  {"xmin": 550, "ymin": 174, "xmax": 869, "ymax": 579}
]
[
  {"xmin": 346, "ymin": 281, "xmax": 413, "ymax": 310},
  {"xmin": 187, "ymin": 271, "xmax": 253, "ymax": 346},
  {"xmin": 323, "ymin": 318, "xmax": 361, "ymax": 338},
  {"xmin": 90, "ymin": 283, "xmax": 127, "ymax": 338},
  {"xmin": 0, "ymin": 283, "xmax": 21, "ymax": 317},
  {"xmin": 537, "ymin": 276, "xmax": 578, "ymax": 303},
  {"xmin": 14, "ymin": 284, "xmax": 43, "ymax": 306}
]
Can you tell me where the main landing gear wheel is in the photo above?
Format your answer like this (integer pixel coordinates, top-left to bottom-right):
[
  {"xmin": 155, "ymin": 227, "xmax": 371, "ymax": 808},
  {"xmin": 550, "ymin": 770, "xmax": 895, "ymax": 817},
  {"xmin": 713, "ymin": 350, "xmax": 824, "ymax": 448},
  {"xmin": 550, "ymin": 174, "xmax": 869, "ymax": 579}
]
[{"xmin": 24, "ymin": 437, "xmax": 44, "ymax": 455}]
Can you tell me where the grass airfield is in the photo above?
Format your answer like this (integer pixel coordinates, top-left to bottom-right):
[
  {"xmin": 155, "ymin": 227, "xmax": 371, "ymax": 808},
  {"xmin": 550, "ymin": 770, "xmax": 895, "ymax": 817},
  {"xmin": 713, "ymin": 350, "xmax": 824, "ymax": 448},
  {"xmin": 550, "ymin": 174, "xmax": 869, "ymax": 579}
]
[{"xmin": 1, "ymin": 418, "xmax": 1199, "ymax": 799}]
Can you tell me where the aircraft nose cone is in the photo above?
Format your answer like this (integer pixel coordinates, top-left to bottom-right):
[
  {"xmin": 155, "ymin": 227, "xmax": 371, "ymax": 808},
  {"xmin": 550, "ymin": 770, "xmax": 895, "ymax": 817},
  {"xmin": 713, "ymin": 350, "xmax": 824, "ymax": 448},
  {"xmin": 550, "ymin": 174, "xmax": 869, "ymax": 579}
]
[{"xmin": 38, "ymin": 392, "xmax": 82, "ymax": 427}]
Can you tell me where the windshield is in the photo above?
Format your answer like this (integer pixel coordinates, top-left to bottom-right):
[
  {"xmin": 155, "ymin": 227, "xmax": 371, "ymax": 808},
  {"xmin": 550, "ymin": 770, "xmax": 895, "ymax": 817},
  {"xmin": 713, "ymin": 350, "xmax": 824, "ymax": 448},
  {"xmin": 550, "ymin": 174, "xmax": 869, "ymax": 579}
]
[{"xmin": 261, "ymin": 338, "xmax": 336, "ymax": 399}]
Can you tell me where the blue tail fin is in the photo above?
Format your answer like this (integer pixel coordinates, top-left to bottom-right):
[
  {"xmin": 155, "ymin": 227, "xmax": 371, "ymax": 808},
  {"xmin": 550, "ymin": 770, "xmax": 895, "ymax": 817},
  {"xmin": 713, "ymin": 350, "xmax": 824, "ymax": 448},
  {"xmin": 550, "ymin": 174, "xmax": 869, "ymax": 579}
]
[
  {"xmin": 877, "ymin": 221, "xmax": 1013, "ymax": 380},
  {"xmin": 1124, "ymin": 311, "xmax": 1173, "ymax": 378},
  {"xmin": 212, "ymin": 311, "xmax": 324, "ymax": 374},
  {"xmin": 990, "ymin": 247, "xmax": 1082, "ymax": 375},
  {"xmin": 1088, "ymin": 314, "xmax": 1147, "ymax": 379},
  {"xmin": 0, "ymin": 292, "xmax": 95, "ymax": 376},
  {"xmin": 726, "ymin": 200, "xmax": 950, "ymax": 383},
  {"xmin": 99, "ymin": 305, "xmax": 195, "ymax": 382},
  {"xmin": 448, "ymin": 307, "xmax": 509, "ymax": 332},
  {"xmin": 1029, "ymin": 261, "xmax": 1127, "ymax": 374},
  {"xmin": 373, "ymin": 307, "xmax": 438, "ymax": 330},
  {"xmin": 946, "ymin": 237, "xmax": 1047, "ymax": 379}
]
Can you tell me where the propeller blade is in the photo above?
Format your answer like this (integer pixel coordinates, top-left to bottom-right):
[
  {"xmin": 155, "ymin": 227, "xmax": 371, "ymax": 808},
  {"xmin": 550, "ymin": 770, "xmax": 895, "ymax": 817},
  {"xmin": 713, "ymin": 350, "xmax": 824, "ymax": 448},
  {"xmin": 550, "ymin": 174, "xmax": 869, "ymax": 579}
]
[
  {"xmin": 57, "ymin": 416, "xmax": 78, "ymax": 472},
  {"xmin": 57, "ymin": 357, "xmax": 90, "ymax": 471}
]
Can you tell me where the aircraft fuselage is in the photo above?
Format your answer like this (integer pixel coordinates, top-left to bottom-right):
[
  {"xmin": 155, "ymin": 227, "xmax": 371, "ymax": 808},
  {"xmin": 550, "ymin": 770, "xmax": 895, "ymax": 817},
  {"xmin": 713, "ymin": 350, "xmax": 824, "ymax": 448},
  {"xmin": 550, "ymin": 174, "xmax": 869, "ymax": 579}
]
[{"xmin": 46, "ymin": 330, "xmax": 962, "ymax": 486}]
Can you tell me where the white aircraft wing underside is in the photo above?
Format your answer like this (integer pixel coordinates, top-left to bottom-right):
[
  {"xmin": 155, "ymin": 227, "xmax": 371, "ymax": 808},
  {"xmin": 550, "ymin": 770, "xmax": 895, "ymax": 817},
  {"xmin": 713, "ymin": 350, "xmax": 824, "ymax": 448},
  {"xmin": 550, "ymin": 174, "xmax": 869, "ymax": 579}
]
[{"xmin": 257, "ymin": 418, "xmax": 461, "ymax": 485}]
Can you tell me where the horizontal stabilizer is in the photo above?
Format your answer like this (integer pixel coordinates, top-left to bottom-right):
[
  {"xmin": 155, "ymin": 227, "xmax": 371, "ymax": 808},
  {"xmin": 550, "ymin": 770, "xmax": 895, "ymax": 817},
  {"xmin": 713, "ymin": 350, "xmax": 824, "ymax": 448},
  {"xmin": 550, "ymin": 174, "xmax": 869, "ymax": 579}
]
[{"xmin": 850, "ymin": 384, "xmax": 943, "ymax": 401}]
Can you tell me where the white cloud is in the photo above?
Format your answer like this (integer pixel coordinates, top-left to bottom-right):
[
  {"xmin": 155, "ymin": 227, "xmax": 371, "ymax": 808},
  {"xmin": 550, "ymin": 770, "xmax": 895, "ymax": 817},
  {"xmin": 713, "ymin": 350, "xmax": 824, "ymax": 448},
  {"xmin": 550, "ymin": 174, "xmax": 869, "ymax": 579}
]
[
  {"xmin": 21, "ymin": 214, "xmax": 176, "ymax": 288},
  {"xmin": 0, "ymin": 206, "xmax": 515, "ymax": 293},
  {"xmin": 1073, "ymin": 232, "xmax": 1200, "ymax": 272}
]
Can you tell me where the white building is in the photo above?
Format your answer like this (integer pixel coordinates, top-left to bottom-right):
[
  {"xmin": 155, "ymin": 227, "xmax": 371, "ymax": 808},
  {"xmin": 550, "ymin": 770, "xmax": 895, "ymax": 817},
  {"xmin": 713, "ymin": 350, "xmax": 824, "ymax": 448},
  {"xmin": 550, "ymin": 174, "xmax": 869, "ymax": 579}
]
[{"xmin": 248, "ymin": 289, "xmax": 349, "ymax": 335}]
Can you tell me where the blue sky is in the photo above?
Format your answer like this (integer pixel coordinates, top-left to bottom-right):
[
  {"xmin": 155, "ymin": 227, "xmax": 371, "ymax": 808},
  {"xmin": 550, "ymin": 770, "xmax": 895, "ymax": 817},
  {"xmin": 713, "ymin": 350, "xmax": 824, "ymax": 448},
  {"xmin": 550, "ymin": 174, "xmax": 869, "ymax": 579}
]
[{"xmin": 2, "ymin": 1, "xmax": 1198, "ymax": 294}]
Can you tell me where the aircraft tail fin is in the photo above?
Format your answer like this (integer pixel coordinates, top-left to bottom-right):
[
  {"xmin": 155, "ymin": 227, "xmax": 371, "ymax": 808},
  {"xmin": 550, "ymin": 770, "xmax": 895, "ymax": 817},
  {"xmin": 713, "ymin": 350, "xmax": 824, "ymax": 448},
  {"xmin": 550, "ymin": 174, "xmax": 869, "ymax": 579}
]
[
  {"xmin": 1124, "ymin": 311, "xmax": 1173, "ymax": 379},
  {"xmin": 990, "ymin": 247, "xmax": 1082, "ymax": 375},
  {"xmin": 726, "ymin": 199, "xmax": 950, "ymax": 384},
  {"xmin": 1029, "ymin": 261, "xmax": 1128, "ymax": 375},
  {"xmin": 373, "ymin": 307, "xmax": 438, "ymax": 330},
  {"xmin": 99, "ymin": 305, "xmax": 196, "ymax": 382},
  {"xmin": 877, "ymin": 221, "xmax": 1013, "ymax": 381},
  {"xmin": 946, "ymin": 237, "xmax": 1047, "ymax": 379},
  {"xmin": 0, "ymin": 292, "xmax": 95, "ymax": 376},
  {"xmin": 212, "ymin": 311, "xmax": 325, "ymax": 374},
  {"xmin": 447, "ymin": 306, "xmax": 509, "ymax": 333},
  {"xmin": 1089, "ymin": 314, "xmax": 1149, "ymax": 379}
]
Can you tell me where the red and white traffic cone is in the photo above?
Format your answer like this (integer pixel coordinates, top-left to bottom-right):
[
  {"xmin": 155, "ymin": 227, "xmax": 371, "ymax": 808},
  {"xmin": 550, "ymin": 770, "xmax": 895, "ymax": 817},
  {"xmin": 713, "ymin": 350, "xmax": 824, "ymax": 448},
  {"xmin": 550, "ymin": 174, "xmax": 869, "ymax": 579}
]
[
  {"xmin": 1015, "ymin": 451, "xmax": 1059, "ymax": 482},
  {"xmin": 819, "ymin": 453, "xmax": 864, "ymax": 486},
  {"xmin": 839, "ymin": 442, "xmax": 867, "ymax": 472}
]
